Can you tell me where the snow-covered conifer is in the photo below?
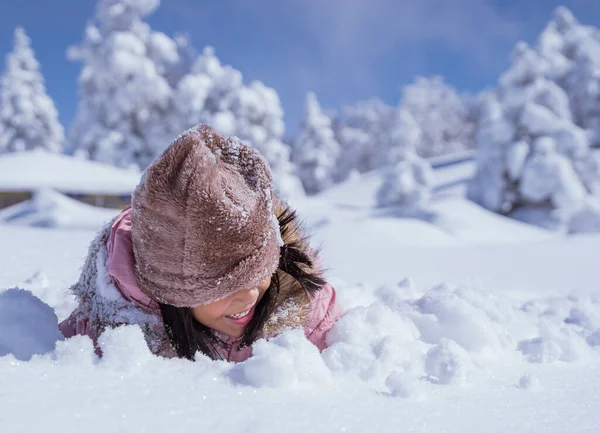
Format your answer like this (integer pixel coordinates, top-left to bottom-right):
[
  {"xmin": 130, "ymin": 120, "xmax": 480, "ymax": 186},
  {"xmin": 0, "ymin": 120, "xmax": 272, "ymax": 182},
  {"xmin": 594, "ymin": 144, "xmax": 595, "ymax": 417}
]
[
  {"xmin": 538, "ymin": 7, "xmax": 600, "ymax": 146},
  {"xmin": 68, "ymin": 0, "xmax": 187, "ymax": 168},
  {"xmin": 400, "ymin": 76, "xmax": 474, "ymax": 158},
  {"xmin": 292, "ymin": 92, "xmax": 340, "ymax": 195},
  {"xmin": 334, "ymin": 99, "xmax": 398, "ymax": 180},
  {"xmin": 469, "ymin": 40, "xmax": 600, "ymax": 225},
  {"xmin": 0, "ymin": 27, "xmax": 64, "ymax": 154},
  {"xmin": 377, "ymin": 109, "xmax": 433, "ymax": 208},
  {"xmin": 173, "ymin": 47, "xmax": 303, "ymax": 198}
]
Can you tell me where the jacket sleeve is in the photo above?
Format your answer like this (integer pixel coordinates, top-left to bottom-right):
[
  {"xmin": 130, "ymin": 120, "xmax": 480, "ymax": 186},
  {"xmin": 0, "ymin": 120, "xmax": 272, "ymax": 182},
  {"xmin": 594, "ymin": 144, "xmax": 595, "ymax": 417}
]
[
  {"xmin": 58, "ymin": 311, "xmax": 101, "ymax": 353},
  {"xmin": 305, "ymin": 283, "xmax": 343, "ymax": 351}
]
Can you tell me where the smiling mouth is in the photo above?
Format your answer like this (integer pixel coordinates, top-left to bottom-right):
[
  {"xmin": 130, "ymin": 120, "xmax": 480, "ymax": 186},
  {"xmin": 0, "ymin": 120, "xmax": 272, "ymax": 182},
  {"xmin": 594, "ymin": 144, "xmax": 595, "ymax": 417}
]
[
  {"xmin": 226, "ymin": 309, "xmax": 252, "ymax": 319},
  {"xmin": 224, "ymin": 305, "xmax": 256, "ymax": 325}
]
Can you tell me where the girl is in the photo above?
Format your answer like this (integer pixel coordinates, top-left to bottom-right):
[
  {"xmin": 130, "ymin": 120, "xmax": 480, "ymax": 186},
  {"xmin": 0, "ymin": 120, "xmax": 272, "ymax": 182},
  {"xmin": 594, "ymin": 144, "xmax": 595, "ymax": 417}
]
[{"xmin": 59, "ymin": 124, "xmax": 341, "ymax": 362}]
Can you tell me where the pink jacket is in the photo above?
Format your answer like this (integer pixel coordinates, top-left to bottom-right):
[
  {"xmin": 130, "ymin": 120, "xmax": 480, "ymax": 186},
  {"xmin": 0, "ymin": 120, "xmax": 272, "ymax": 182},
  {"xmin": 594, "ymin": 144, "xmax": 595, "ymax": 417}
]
[{"xmin": 59, "ymin": 207, "xmax": 342, "ymax": 362}]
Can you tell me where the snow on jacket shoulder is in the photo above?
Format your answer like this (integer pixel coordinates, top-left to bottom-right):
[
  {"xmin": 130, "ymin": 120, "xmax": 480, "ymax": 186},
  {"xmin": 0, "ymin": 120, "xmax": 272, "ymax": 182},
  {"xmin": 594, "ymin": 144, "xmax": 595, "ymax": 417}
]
[{"xmin": 59, "ymin": 206, "xmax": 342, "ymax": 361}]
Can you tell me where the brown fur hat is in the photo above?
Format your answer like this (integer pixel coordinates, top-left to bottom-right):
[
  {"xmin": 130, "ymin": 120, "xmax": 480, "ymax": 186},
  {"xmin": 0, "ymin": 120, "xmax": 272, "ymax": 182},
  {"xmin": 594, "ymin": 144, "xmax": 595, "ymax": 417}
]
[{"xmin": 131, "ymin": 124, "xmax": 283, "ymax": 307}]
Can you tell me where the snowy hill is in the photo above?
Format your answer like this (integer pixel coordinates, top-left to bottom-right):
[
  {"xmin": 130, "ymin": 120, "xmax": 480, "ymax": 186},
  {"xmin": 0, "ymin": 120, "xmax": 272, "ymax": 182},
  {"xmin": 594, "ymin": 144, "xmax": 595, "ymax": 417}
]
[
  {"xmin": 311, "ymin": 151, "xmax": 475, "ymax": 209},
  {"xmin": 291, "ymin": 160, "xmax": 599, "ymax": 301}
]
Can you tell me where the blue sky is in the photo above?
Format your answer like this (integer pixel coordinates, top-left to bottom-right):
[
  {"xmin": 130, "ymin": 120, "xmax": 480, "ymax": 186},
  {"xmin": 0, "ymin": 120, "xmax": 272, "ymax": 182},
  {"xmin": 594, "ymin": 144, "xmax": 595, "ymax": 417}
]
[{"xmin": 1, "ymin": 0, "xmax": 599, "ymax": 136}]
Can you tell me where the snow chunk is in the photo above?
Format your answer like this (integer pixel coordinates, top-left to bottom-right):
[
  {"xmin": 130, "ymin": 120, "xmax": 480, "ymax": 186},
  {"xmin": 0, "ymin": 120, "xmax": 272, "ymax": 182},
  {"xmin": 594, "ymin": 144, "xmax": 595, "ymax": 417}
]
[
  {"xmin": 424, "ymin": 338, "xmax": 473, "ymax": 385},
  {"xmin": 52, "ymin": 335, "xmax": 98, "ymax": 366},
  {"xmin": 234, "ymin": 330, "xmax": 331, "ymax": 388},
  {"xmin": 385, "ymin": 370, "xmax": 425, "ymax": 399},
  {"xmin": 97, "ymin": 325, "xmax": 154, "ymax": 371},
  {"xmin": 323, "ymin": 301, "xmax": 423, "ymax": 382},
  {"xmin": 518, "ymin": 319, "xmax": 595, "ymax": 364},
  {"xmin": 517, "ymin": 338, "xmax": 563, "ymax": 364},
  {"xmin": 409, "ymin": 284, "xmax": 514, "ymax": 358},
  {"xmin": 0, "ymin": 289, "xmax": 63, "ymax": 360},
  {"xmin": 518, "ymin": 373, "xmax": 541, "ymax": 390}
]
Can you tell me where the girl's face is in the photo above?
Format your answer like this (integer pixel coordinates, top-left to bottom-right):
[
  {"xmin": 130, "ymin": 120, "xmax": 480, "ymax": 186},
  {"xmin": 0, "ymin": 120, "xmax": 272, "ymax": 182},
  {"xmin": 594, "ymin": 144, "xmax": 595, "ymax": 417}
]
[{"xmin": 191, "ymin": 276, "xmax": 272, "ymax": 338}]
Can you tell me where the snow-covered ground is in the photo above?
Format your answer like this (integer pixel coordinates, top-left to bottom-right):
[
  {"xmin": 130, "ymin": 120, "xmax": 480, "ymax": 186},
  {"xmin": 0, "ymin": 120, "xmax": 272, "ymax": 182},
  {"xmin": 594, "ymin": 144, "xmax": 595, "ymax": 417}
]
[{"xmin": 1, "ymin": 159, "xmax": 599, "ymax": 433}]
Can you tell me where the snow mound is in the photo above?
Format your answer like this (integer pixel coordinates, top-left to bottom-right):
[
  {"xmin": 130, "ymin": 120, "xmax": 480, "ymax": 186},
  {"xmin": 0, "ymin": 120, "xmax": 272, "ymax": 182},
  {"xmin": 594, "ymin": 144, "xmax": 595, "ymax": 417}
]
[
  {"xmin": 231, "ymin": 329, "xmax": 332, "ymax": 388},
  {"xmin": 320, "ymin": 279, "xmax": 600, "ymax": 390},
  {"xmin": 3, "ymin": 279, "xmax": 596, "ymax": 389},
  {"xmin": 0, "ymin": 188, "xmax": 119, "ymax": 230},
  {"xmin": 0, "ymin": 288, "xmax": 63, "ymax": 360}
]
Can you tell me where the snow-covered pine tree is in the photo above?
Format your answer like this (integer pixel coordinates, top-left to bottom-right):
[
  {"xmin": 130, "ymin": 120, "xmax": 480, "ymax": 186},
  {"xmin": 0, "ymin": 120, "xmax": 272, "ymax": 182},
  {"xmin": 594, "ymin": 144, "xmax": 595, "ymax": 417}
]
[
  {"xmin": 173, "ymin": 46, "xmax": 304, "ymax": 198},
  {"xmin": 468, "ymin": 41, "xmax": 600, "ymax": 228},
  {"xmin": 538, "ymin": 7, "xmax": 600, "ymax": 147},
  {"xmin": 333, "ymin": 98, "xmax": 399, "ymax": 181},
  {"xmin": 376, "ymin": 108, "xmax": 433, "ymax": 208},
  {"xmin": 68, "ymin": 0, "xmax": 189, "ymax": 168},
  {"xmin": 400, "ymin": 76, "xmax": 474, "ymax": 158},
  {"xmin": 291, "ymin": 92, "xmax": 340, "ymax": 195},
  {"xmin": 0, "ymin": 27, "xmax": 64, "ymax": 154}
]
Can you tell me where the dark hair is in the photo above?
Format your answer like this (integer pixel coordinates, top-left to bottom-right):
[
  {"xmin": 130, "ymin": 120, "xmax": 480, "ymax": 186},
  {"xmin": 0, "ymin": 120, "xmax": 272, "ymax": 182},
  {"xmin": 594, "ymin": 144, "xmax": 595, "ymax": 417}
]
[{"xmin": 159, "ymin": 208, "xmax": 326, "ymax": 361}]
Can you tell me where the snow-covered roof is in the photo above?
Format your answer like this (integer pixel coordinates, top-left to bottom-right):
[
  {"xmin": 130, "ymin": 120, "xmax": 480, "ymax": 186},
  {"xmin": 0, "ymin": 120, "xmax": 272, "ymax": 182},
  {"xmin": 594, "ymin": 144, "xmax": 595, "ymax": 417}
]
[
  {"xmin": 0, "ymin": 150, "xmax": 141, "ymax": 195},
  {"xmin": 0, "ymin": 188, "xmax": 119, "ymax": 230}
]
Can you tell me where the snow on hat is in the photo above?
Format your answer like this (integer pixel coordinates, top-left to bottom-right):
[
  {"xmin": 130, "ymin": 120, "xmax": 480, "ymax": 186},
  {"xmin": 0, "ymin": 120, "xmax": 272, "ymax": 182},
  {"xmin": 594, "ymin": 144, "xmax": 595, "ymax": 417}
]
[{"xmin": 131, "ymin": 124, "xmax": 283, "ymax": 307}]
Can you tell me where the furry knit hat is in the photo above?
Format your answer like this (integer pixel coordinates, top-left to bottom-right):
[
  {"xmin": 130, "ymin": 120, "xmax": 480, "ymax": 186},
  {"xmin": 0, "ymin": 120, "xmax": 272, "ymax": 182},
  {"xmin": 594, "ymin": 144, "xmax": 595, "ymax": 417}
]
[{"xmin": 131, "ymin": 124, "xmax": 283, "ymax": 308}]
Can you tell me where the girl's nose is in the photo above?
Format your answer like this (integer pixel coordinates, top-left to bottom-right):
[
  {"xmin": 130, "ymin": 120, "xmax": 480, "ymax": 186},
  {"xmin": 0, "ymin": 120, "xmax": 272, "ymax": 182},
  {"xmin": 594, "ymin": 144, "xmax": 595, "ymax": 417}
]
[{"xmin": 237, "ymin": 287, "xmax": 259, "ymax": 304}]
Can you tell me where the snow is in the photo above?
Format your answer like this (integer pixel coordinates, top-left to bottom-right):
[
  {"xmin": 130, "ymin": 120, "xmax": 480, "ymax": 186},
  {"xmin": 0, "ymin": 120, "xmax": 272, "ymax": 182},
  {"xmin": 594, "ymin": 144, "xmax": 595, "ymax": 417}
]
[
  {"xmin": 0, "ymin": 149, "xmax": 140, "ymax": 194},
  {"xmin": 233, "ymin": 330, "xmax": 332, "ymax": 388},
  {"xmin": 1, "ymin": 162, "xmax": 600, "ymax": 431},
  {"xmin": 0, "ymin": 351, "xmax": 598, "ymax": 432}
]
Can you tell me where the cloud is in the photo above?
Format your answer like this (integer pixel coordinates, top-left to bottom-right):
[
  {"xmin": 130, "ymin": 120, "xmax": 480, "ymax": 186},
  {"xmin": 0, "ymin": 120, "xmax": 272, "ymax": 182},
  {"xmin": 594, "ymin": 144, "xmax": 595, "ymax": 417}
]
[
  {"xmin": 302, "ymin": 0, "xmax": 523, "ymax": 78},
  {"xmin": 163, "ymin": 0, "xmax": 526, "ymax": 128},
  {"xmin": 175, "ymin": 0, "xmax": 523, "ymax": 86}
]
